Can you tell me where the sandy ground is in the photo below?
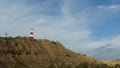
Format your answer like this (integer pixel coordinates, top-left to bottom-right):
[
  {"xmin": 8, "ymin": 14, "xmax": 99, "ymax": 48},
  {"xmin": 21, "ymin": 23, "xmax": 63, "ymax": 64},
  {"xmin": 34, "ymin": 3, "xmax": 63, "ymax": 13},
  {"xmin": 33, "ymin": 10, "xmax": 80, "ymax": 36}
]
[{"xmin": 101, "ymin": 60, "xmax": 120, "ymax": 66}]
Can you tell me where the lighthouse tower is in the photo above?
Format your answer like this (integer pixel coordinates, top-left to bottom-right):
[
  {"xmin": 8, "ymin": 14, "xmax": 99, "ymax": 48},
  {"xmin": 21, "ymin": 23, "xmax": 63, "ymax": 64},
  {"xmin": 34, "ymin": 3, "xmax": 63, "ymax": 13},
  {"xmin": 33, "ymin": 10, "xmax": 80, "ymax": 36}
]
[{"xmin": 30, "ymin": 28, "xmax": 34, "ymax": 39}]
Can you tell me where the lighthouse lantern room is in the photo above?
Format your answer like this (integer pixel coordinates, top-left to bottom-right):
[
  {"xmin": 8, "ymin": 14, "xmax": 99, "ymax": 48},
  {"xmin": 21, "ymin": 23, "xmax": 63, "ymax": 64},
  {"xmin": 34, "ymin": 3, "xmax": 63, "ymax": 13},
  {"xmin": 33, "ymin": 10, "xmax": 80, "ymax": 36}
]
[{"xmin": 30, "ymin": 28, "xmax": 34, "ymax": 39}]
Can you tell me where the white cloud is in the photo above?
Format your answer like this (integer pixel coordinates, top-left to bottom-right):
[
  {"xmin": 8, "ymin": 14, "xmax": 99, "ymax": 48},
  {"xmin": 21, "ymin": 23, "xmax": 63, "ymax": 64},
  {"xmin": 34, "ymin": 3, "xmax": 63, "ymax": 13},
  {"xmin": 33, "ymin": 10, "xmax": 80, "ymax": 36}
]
[
  {"xmin": 83, "ymin": 35, "xmax": 120, "ymax": 59},
  {"xmin": 97, "ymin": 5, "xmax": 120, "ymax": 9},
  {"xmin": 84, "ymin": 35, "xmax": 120, "ymax": 51}
]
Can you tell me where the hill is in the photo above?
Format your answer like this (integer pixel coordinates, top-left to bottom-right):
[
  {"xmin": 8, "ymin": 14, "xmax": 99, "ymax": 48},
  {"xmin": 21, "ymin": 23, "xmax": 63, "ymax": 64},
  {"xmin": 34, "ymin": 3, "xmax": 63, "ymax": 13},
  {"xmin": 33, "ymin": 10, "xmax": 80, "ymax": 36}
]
[{"xmin": 0, "ymin": 37, "xmax": 116, "ymax": 68}]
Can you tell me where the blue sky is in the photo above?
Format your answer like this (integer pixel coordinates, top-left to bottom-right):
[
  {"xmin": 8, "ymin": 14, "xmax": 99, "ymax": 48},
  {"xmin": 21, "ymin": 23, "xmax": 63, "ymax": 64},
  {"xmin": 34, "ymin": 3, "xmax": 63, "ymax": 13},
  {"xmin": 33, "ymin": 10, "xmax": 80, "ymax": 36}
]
[{"xmin": 0, "ymin": 0, "xmax": 120, "ymax": 53}]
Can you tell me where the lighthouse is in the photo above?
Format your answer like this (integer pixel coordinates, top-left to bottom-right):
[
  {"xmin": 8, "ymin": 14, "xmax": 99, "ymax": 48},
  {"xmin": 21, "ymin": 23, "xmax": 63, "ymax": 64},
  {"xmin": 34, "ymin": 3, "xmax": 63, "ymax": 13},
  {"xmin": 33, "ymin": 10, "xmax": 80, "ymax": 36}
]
[{"xmin": 30, "ymin": 28, "xmax": 34, "ymax": 39}]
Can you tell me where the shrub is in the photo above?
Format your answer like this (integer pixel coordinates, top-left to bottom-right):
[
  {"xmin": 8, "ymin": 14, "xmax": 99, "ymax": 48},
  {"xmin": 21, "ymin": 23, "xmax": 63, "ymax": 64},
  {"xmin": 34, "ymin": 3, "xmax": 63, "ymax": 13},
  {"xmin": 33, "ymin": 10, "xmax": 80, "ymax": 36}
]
[
  {"xmin": 76, "ymin": 62, "xmax": 88, "ymax": 68},
  {"xmin": 49, "ymin": 64, "xmax": 56, "ymax": 68}
]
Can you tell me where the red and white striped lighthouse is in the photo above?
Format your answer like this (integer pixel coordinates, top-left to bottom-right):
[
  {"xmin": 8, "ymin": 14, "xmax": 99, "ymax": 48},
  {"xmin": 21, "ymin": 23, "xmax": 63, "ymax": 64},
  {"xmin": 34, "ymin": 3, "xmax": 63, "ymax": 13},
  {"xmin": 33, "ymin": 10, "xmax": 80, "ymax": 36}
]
[{"xmin": 30, "ymin": 28, "xmax": 34, "ymax": 39}]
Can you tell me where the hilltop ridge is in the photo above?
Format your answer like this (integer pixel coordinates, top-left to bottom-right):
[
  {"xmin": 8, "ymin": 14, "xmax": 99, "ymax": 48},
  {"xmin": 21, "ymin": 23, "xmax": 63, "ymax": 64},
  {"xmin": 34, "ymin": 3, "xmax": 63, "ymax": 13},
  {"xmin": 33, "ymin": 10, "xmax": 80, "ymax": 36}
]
[{"xmin": 0, "ymin": 37, "xmax": 116, "ymax": 68}]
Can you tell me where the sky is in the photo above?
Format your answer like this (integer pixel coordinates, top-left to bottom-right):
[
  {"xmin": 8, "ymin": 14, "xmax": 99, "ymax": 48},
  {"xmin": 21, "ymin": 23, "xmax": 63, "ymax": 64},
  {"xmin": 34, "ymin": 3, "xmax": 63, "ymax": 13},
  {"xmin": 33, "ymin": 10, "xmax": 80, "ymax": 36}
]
[{"xmin": 0, "ymin": 0, "xmax": 120, "ymax": 53}]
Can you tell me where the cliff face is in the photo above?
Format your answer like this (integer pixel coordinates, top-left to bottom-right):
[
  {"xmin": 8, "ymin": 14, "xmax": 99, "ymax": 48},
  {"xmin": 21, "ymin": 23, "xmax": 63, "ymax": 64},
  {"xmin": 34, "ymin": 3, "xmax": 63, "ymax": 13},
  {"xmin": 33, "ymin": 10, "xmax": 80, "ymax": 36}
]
[{"xmin": 0, "ymin": 37, "xmax": 114, "ymax": 68}]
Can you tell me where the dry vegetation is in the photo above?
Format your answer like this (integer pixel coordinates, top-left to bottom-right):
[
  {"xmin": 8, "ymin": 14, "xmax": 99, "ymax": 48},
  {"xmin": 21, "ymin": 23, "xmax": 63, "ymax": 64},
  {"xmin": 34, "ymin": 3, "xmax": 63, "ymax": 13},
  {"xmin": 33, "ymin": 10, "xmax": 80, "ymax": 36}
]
[
  {"xmin": 0, "ymin": 37, "xmax": 119, "ymax": 68},
  {"xmin": 102, "ymin": 60, "xmax": 120, "ymax": 67}
]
